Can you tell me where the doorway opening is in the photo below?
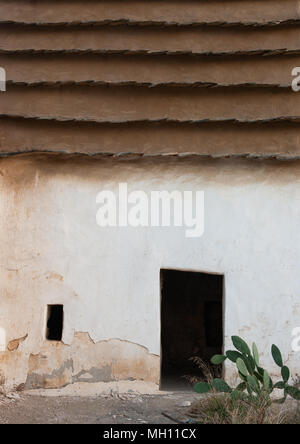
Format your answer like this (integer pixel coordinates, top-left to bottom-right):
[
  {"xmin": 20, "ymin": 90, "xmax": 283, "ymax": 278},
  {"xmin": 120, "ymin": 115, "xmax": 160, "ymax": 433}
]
[
  {"xmin": 160, "ymin": 269, "xmax": 224, "ymax": 390},
  {"xmin": 46, "ymin": 304, "xmax": 64, "ymax": 341}
]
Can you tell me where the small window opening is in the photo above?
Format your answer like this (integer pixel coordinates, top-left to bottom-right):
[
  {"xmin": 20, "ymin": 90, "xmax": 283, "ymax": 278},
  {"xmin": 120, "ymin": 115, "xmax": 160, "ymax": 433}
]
[{"xmin": 46, "ymin": 305, "xmax": 63, "ymax": 341}]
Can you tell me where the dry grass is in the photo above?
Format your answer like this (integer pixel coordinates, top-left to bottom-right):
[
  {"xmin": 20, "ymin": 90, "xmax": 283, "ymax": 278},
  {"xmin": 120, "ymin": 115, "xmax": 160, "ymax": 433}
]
[
  {"xmin": 188, "ymin": 394, "xmax": 300, "ymax": 424},
  {"xmin": 185, "ymin": 355, "xmax": 300, "ymax": 424},
  {"xmin": 183, "ymin": 356, "xmax": 221, "ymax": 385}
]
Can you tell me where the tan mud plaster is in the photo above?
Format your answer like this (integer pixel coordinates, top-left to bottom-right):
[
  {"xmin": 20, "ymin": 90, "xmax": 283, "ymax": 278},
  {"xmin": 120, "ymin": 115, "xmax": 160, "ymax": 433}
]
[
  {"xmin": 7, "ymin": 334, "xmax": 28, "ymax": 352},
  {"xmin": 25, "ymin": 332, "xmax": 159, "ymax": 389}
]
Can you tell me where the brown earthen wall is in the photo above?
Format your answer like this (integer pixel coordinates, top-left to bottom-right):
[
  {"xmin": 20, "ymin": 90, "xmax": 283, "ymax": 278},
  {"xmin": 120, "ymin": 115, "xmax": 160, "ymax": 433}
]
[
  {"xmin": 0, "ymin": 1, "xmax": 300, "ymax": 390},
  {"xmin": 0, "ymin": 0, "xmax": 299, "ymax": 157}
]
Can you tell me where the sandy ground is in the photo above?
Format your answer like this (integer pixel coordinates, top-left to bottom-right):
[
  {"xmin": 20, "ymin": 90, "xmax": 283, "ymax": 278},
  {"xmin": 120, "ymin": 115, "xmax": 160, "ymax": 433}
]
[{"xmin": 0, "ymin": 382, "xmax": 198, "ymax": 424}]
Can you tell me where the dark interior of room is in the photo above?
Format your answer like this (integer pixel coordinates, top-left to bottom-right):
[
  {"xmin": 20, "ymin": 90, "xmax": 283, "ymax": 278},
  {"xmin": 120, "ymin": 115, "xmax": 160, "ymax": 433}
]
[
  {"xmin": 46, "ymin": 304, "xmax": 64, "ymax": 341},
  {"xmin": 160, "ymin": 269, "xmax": 223, "ymax": 390}
]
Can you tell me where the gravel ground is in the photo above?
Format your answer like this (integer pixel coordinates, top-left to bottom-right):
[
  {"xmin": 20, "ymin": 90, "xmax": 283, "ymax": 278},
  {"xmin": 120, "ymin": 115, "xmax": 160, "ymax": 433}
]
[{"xmin": 0, "ymin": 390, "xmax": 198, "ymax": 424}]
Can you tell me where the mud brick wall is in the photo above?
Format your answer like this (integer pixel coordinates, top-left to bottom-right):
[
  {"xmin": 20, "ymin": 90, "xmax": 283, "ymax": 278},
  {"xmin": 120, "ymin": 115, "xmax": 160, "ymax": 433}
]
[{"xmin": 0, "ymin": 0, "xmax": 299, "ymax": 157}]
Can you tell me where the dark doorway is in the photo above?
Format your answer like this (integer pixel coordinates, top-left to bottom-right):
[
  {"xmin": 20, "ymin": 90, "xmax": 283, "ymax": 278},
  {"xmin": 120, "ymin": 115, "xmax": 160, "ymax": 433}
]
[
  {"xmin": 160, "ymin": 269, "xmax": 223, "ymax": 390},
  {"xmin": 46, "ymin": 305, "xmax": 64, "ymax": 341}
]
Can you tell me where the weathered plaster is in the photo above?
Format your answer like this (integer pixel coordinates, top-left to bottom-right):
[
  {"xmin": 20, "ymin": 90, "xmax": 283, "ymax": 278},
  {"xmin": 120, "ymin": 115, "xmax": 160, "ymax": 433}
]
[
  {"xmin": 25, "ymin": 333, "xmax": 159, "ymax": 389},
  {"xmin": 0, "ymin": 155, "xmax": 300, "ymax": 389},
  {"xmin": 7, "ymin": 333, "xmax": 28, "ymax": 351}
]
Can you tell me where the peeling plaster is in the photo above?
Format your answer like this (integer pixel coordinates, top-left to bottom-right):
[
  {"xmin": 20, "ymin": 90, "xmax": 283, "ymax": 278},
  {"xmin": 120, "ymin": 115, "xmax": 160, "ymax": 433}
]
[
  {"xmin": 25, "ymin": 358, "xmax": 74, "ymax": 389},
  {"xmin": 23, "ymin": 333, "xmax": 160, "ymax": 390},
  {"xmin": 0, "ymin": 157, "xmax": 300, "ymax": 390},
  {"xmin": 7, "ymin": 333, "xmax": 28, "ymax": 351}
]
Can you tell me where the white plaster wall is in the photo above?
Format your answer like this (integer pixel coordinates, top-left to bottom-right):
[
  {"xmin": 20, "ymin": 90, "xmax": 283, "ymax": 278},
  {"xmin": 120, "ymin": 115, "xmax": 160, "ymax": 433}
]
[{"xmin": 0, "ymin": 156, "xmax": 299, "ymax": 387}]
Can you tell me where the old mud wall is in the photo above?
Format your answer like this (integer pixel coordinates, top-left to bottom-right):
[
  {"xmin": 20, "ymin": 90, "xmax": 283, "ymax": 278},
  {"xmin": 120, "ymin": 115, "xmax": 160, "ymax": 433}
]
[
  {"xmin": 0, "ymin": 155, "xmax": 299, "ymax": 389},
  {"xmin": 0, "ymin": 0, "xmax": 299, "ymax": 157},
  {"xmin": 0, "ymin": 1, "xmax": 299, "ymax": 390}
]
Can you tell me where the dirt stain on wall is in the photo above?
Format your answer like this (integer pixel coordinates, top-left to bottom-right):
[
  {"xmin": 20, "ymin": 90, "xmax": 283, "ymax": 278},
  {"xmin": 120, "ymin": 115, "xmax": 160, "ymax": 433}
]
[{"xmin": 25, "ymin": 332, "xmax": 159, "ymax": 390}]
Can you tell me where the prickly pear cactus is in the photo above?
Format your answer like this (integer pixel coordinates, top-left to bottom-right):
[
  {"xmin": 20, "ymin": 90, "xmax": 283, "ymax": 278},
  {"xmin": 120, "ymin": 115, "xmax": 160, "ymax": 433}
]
[{"xmin": 193, "ymin": 336, "xmax": 300, "ymax": 403}]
